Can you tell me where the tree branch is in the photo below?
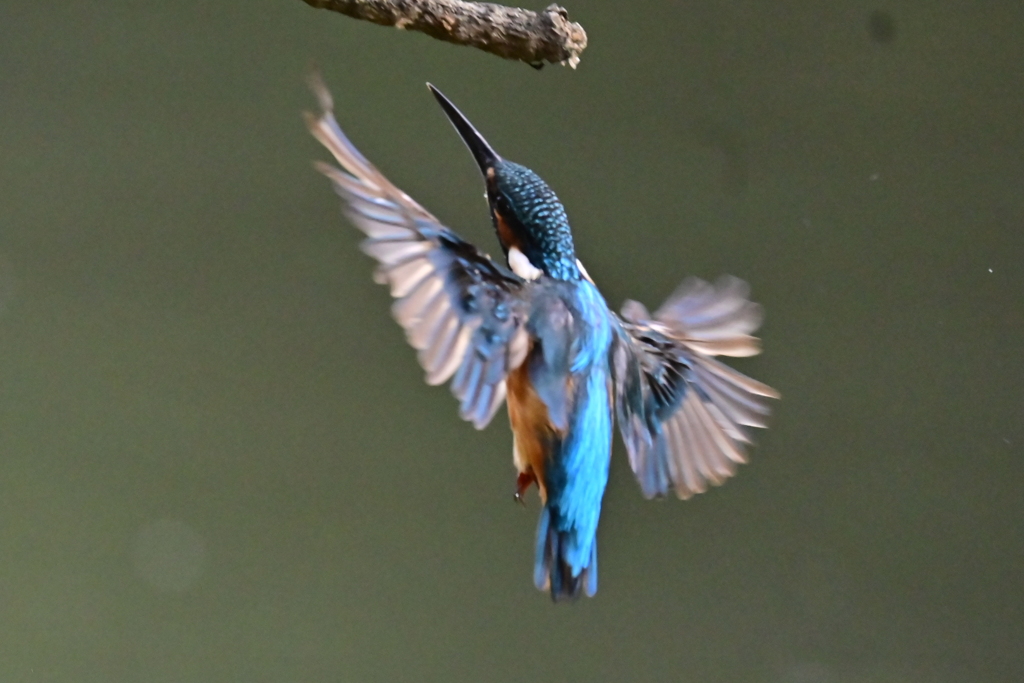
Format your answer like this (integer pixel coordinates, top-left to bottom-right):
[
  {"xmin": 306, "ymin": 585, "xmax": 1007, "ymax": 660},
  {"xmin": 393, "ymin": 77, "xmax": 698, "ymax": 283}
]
[{"xmin": 300, "ymin": 0, "xmax": 588, "ymax": 68}]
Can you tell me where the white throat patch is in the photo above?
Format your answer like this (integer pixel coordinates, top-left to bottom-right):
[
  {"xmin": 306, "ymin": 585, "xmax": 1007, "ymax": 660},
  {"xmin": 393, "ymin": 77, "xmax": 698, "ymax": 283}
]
[{"xmin": 508, "ymin": 246, "xmax": 543, "ymax": 281}]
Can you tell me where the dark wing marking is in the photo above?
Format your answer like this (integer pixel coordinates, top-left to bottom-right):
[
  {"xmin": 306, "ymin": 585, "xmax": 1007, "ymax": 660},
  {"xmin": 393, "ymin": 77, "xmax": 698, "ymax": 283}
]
[
  {"xmin": 305, "ymin": 76, "xmax": 529, "ymax": 429},
  {"xmin": 612, "ymin": 276, "xmax": 779, "ymax": 499}
]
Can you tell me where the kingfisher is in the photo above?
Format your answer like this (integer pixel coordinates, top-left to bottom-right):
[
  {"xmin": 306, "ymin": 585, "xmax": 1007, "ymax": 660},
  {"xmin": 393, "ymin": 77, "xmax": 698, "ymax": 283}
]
[{"xmin": 305, "ymin": 76, "xmax": 779, "ymax": 600}]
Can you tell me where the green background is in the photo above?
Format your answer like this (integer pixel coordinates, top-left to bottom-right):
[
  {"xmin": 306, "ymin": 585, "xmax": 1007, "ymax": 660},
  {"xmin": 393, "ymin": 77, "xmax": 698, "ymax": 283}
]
[{"xmin": 1, "ymin": 1, "xmax": 1021, "ymax": 681}]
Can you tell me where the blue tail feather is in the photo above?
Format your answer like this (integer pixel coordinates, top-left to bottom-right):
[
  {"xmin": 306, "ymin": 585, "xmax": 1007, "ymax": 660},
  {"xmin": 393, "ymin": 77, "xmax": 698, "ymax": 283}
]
[
  {"xmin": 534, "ymin": 505, "xmax": 598, "ymax": 600},
  {"xmin": 533, "ymin": 505, "xmax": 551, "ymax": 591}
]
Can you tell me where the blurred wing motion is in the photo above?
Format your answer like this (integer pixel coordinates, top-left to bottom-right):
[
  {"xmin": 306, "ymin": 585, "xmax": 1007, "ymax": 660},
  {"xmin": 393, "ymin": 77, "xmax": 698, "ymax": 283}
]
[
  {"xmin": 612, "ymin": 276, "xmax": 780, "ymax": 499},
  {"xmin": 305, "ymin": 76, "xmax": 530, "ymax": 429}
]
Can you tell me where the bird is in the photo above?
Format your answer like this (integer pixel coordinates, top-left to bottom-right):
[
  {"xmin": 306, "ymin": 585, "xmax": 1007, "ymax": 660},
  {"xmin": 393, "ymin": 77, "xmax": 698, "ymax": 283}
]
[{"xmin": 305, "ymin": 76, "xmax": 780, "ymax": 600}]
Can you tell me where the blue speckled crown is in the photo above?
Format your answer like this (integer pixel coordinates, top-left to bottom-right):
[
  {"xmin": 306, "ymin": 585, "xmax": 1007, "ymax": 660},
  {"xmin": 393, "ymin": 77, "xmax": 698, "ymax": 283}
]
[{"xmin": 495, "ymin": 160, "xmax": 580, "ymax": 281}]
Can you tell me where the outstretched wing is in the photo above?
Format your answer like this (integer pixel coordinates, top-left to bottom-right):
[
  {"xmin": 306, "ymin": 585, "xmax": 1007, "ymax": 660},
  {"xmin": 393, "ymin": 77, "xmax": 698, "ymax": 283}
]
[
  {"xmin": 611, "ymin": 276, "xmax": 780, "ymax": 499},
  {"xmin": 305, "ymin": 76, "xmax": 529, "ymax": 429}
]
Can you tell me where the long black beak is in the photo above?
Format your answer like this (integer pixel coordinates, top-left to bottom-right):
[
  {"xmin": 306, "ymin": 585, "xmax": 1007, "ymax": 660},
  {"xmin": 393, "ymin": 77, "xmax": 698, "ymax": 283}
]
[{"xmin": 428, "ymin": 84, "xmax": 500, "ymax": 175}]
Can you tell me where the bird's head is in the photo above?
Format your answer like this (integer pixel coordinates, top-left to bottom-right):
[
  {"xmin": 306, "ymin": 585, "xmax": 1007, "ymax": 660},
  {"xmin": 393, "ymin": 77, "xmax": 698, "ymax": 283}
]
[{"xmin": 429, "ymin": 84, "xmax": 581, "ymax": 282}]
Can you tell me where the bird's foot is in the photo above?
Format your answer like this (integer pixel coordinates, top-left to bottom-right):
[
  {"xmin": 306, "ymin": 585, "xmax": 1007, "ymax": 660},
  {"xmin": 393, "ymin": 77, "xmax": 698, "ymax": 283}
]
[{"xmin": 513, "ymin": 471, "xmax": 537, "ymax": 505}]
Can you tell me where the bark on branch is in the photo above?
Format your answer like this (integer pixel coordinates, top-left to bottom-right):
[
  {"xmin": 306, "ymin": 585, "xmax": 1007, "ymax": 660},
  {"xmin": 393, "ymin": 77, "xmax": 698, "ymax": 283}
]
[{"xmin": 300, "ymin": 0, "xmax": 588, "ymax": 68}]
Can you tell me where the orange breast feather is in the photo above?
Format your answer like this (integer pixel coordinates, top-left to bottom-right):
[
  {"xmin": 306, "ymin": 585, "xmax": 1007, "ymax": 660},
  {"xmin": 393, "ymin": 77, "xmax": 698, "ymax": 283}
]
[
  {"xmin": 506, "ymin": 361, "xmax": 560, "ymax": 503},
  {"xmin": 494, "ymin": 212, "xmax": 521, "ymax": 252}
]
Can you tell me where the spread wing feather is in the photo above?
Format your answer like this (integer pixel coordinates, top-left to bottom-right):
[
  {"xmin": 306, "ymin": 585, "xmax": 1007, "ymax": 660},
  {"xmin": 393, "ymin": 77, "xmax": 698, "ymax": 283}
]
[
  {"xmin": 306, "ymin": 76, "xmax": 528, "ymax": 429},
  {"xmin": 613, "ymin": 276, "xmax": 779, "ymax": 499}
]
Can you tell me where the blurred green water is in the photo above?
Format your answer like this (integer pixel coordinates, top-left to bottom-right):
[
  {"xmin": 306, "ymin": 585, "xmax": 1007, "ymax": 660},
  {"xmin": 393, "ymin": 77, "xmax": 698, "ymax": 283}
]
[{"xmin": 0, "ymin": 1, "xmax": 1021, "ymax": 681}]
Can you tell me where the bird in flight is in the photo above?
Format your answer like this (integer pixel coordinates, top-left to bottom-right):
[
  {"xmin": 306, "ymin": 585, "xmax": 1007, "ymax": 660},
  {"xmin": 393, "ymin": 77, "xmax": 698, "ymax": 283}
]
[{"xmin": 305, "ymin": 76, "xmax": 779, "ymax": 600}]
